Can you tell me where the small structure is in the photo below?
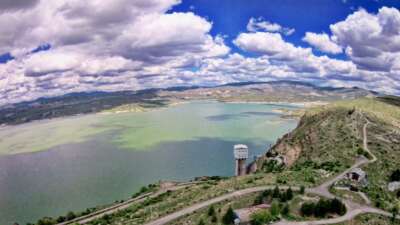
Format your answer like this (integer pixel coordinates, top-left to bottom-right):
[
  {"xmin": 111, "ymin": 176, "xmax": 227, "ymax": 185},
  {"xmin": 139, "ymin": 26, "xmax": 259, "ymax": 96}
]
[
  {"xmin": 234, "ymin": 204, "xmax": 270, "ymax": 224},
  {"xmin": 346, "ymin": 168, "xmax": 366, "ymax": 182},
  {"xmin": 388, "ymin": 181, "xmax": 400, "ymax": 192},
  {"xmin": 234, "ymin": 144, "xmax": 249, "ymax": 176},
  {"xmin": 346, "ymin": 168, "xmax": 368, "ymax": 187}
]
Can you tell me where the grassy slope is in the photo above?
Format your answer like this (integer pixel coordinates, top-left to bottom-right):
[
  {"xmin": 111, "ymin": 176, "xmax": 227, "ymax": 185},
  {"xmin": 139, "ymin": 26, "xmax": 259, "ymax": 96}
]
[
  {"xmin": 268, "ymin": 97, "xmax": 400, "ymax": 211},
  {"xmin": 334, "ymin": 214, "xmax": 397, "ymax": 225}
]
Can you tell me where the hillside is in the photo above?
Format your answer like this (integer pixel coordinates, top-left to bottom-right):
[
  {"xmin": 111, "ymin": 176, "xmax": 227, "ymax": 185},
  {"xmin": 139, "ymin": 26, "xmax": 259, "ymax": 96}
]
[
  {"xmin": 267, "ymin": 97, "xmax": 400, "ymax": 211},
  {"xmin": 0, "ymin": 81, "xmax": 376, "ymax": 125},
  {"xmin": 160, "ymin": 81, "xmax": 376, "ymax": 103}
]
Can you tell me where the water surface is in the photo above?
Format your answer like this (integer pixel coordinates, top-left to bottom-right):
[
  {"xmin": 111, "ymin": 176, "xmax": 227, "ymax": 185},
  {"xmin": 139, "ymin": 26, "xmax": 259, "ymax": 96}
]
[{"xmin": 0, "ymin": 101, "xmax": 298, "ymax": 224}]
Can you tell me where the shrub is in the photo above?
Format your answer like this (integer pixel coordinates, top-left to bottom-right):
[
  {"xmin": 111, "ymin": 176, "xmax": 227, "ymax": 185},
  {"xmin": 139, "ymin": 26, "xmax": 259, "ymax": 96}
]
[
  {"xmin": 36, "ymin": 217, "xmax": 56, "ymax": 225},
  {"xmin": 208, "ymin": 205, "xmax": 216, "ymax": 217},
  {"xmin": 272, "ymin": 186, "xmax": 280, "ymax": 199},
  {"xmin": 281, "ymin": 204, "xmax": 290, "ymax": 216},
  {"xmin": 251, "ymin": 210, "xmax": 274, "ymax": 225},
  {"xmin": 211, "ymin": 215, "xmax": 218, "ymax": 223},
  {"xmin": 285, "ymin": 187, "xmax": 293, "ymax": 201},
  {"xmin": 198, "ymin": 219, "xmax": 205, "ymax": 225},
  {"xmin": 270, "ymin": 200, "xmax": 280, "ymax": 217},
  {"xmin": 66, "ymin": 211, "xmax": 76, "ymax": 220},
  {"xmin": 222, "ymin": 207, "xmax": 236, "ymax": 224},
  {"xmin": 300, "ymin": 202, "xmax": 315, "ymax": 217},
  {"xmin": 331, "ymin": 198, "xmax": 346, "ymax": 216},
  {"xmin": 390, "ymin": 169, "xmax": 400, "ymax": 182},
  {"xmin": 300, "ymin": 186, "xmax": 305, "ymax": 194}
]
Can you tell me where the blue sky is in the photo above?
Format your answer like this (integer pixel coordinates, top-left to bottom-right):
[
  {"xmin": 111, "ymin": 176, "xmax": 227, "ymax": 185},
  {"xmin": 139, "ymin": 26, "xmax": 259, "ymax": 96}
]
[
  {"xmin": 0, "ymin": 0, "xmax": 399, "ymax": 105},
  {"xmin": 170, "ymin": 0, "xmax": 400, "ymax": 58}
]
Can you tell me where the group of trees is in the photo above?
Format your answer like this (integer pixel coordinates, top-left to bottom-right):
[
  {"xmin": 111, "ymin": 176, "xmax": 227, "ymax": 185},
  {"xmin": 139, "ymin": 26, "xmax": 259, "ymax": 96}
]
[
  {"xmin": 262, "ymin": 160, "xmax": 284, "ymax": 173},
  {"xmin": 300, "ymin": 198, "xmax": 346, "ymax": 218},
  {"xmin": 25, "ymin": 211, "xmax": 79, "ymax": 225},
  {"xmin": 254, "ymin": 186, "xmax": 294, "ymax": 205},
  {"xmin": 250, "ymin": 201, "xmax": 289, "ymax": 225}
]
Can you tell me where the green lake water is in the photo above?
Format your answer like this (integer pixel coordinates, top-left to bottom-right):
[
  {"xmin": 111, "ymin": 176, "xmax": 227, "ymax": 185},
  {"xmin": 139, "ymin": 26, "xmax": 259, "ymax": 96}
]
[{"xmin": 0, "ymin": 101, "xmax": 298, "ymax": 224}]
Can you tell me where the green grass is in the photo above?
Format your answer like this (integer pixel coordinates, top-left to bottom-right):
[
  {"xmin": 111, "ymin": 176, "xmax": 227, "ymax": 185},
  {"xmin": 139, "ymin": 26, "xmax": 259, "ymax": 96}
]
[
  {"xmin": 267, "ymin": 97, "xmax": 400, "ymax": 211},
  {"xmin": 334, "ymin": 213, "xmax": 399, "ymax": 225}
]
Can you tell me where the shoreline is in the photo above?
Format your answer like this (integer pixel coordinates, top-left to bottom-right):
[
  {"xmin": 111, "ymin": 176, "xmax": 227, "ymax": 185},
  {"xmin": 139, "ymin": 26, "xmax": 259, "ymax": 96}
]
[{"xmin": 0, "ymin": 99, "xmax": 316, "ymax": 128}]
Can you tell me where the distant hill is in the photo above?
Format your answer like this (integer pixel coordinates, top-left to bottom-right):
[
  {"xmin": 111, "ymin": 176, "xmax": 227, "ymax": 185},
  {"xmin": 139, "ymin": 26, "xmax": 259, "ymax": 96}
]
[
  {"xmin": 161, "ymin": 81, "xmax": 377, "ymax": 103},
  {"xmin": 0, "ymin": 81, "xmax": 378, "ymax": 125}
]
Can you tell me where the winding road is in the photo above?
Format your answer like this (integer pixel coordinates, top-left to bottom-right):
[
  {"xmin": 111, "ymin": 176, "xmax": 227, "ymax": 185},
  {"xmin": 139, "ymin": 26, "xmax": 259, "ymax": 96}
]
[{"xmin": 144, "ymin": 115, "xmax": 399, "ymax": 225}]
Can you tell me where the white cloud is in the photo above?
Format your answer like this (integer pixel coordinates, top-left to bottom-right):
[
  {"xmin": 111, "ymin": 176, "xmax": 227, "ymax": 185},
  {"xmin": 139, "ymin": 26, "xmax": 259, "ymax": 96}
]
[
  {"xmin": 0, "ymin": 3, "xmax": 400, "ymax": 106},
  {"xmin": 303, "ymin": 32, "xmax": 343, "ymax": 54},
  {"xmin": 0, "ymin": 0, "xmax": 231, "ymax": 105},
  {"xmin": 330, "ymin": 7, "xmax": 400, "ymax": 72},
  {"xmin": 233, "ymin": 32, "xmax": 311, "ymax": 60},
  {"xmin": 247, "ymin": 17, "xmax": 295, "ymax": 36}
]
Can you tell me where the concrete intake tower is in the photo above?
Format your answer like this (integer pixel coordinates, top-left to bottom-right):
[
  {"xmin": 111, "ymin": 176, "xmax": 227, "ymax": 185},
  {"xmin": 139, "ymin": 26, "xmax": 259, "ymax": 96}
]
[{"xmin": 234, "ymin": 144, "xmax": 248, "ymax": 176}]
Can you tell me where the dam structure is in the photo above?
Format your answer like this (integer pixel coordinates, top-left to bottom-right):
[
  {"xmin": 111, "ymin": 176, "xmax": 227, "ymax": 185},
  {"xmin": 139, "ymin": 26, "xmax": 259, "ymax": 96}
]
[{"xmin": 234, "ymin": 144, "xmax": 249, "ymax": 176}]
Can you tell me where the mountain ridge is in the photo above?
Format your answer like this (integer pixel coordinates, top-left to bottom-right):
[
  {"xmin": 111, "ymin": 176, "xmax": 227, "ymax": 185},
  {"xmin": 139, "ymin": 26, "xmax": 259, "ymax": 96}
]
[{"xmin": 0, "ymin": 80, "xmax": 378, "ymax": 125}]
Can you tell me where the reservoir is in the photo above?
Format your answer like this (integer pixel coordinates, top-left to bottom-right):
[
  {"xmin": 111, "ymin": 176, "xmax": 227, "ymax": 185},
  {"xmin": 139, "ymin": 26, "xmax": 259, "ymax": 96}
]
[{"xmin": 0, "ymin": 101, "xmax": 298, "ymax": 224}]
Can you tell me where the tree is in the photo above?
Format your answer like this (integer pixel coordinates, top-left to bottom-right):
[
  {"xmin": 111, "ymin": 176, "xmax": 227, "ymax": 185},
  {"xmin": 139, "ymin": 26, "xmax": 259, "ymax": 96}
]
[
  {"xmin": 300, "ymin": 202, "xmax": 315, "ymax": 217},
  {"xmin": 390, "ymin": 169, "xmax": 400, "ymax": 182},
  {"xmin": 198, "ymin": 218, "xmax": 205, "ymax": 225},
  {"xmin": 285, "ymin": 187, "xmax": 293, "ymax": 201},
  {"xmin": 281, "ymin": 203, "xmax": 290, "ymax": 216},
  {"xmin": 56, "ymin": 216, "xmax": 66, "ymax": 223},
  {"xmin": 251, "ymin": 210, "xmax": 273, "ymax": 225},
  {"xmin": 300, "ymin": 185, "xmax": 305, "ymax": 194},
  {"xmin": 222, "ymin": 207, "xmax": 236, "ymax": 224},
  {"xmin": 66, "ymin": 211, "xmax": 76, "ymax": 220},
  {"xmin": 211, "ymin": 215, "xmax": 218, "ymax": 223},
  {"xmin": 37, "ymin": 217, "xmax": 56, "ymax": 225},
  {"xmin": 331, "ymin": 198, "xmax": 346, "ymax": 216},
  {"xmin": 315, "ymin": 199, "xmax": 329, "ymax": 218},
  {"xmin": 272, "ymin": 186, "xmax": 280, "ymax": 199},
  {"xmin": 270, "ymin": 200, "xmax": 280, "ymax": 218},
  {"xmin": 391, "ymin": 206, "xmax": 399, "ymax": 222},
  {"xmin": 254, "ymin": 194, "xmax": 263, "ymax": 205},
  {"xmin": 208, "ymin": 205, "xmax": 216, "ymax": 217}
]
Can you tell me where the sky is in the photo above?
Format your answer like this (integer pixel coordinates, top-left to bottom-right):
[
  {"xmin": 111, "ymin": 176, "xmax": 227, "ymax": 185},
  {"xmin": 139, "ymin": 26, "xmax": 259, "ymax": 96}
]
[{"xmin": 0, "ymin": 0, "xmax": 400, "ymax": 105}]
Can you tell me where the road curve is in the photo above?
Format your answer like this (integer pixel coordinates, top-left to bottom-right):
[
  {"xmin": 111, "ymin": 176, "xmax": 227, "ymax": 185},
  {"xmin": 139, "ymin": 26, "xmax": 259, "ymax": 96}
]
[
  {"xmin": 145, "ymin": 116, "xmax": 398, "ymax": 225},
  {"xmin": 144, "ymin": 186, "xmax": 298, "ymax": 225}
]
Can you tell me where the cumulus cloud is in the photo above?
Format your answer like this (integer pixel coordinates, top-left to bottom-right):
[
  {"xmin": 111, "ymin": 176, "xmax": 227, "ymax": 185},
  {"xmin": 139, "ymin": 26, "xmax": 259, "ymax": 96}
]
[
  {"xmin": 0, "ymin": 3, "xmax": 399, "ymax": 106},
  {"xmin": 233, "ymin": 32, "xmax": 311, "ymax": 61},
  {"xmin": 247, "ymin": 17, "xmax": 295, "ymax": 35},
  {"xmin": 303, "ymin": 32, "xmax": 343, "ymax": 54},
  {"xmin": 330, "ymin": 7, "xmax": 400, "ymax": 72},
  {"xmin": 0, "ymin": 0, "xmax": 230, "ymax": 105},
  {"xmin": 232, "ymin": 30, "xmax": 400, "ymax": 95},
  {"xmin": 0, "ymin": 0, "xmax": 39, "ymax": 12}
]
